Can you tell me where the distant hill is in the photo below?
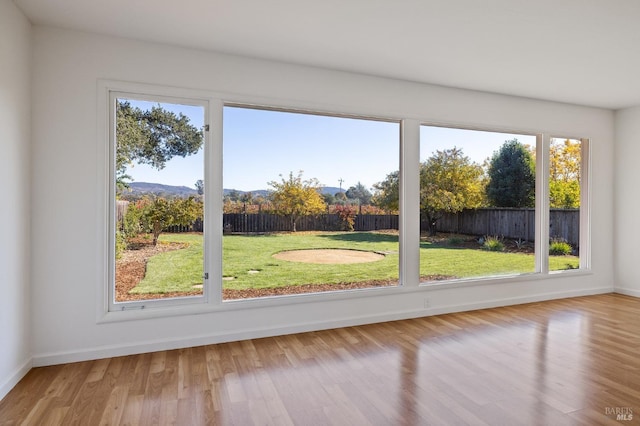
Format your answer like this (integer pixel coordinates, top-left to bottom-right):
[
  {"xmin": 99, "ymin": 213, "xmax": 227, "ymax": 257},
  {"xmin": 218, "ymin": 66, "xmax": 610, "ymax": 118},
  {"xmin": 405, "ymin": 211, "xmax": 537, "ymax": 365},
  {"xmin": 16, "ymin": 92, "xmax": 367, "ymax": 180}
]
[
  {"xmin": 128, "ymin": 182, "xmax": 347, "ymax": 198},
  {"xmin": 223, "ymin": 186, "xmax": 345, "ymax": 197},
  {"xmin": 321, "ymin": 187, "xmax": 344, "ymax": 195},
  {"xmin": 128, "ymin": 182, "xmax": 198, "ymax": 197},
  {"xmin": 223, "ymin": 189, "xmax": 270, "ymax": 198}
]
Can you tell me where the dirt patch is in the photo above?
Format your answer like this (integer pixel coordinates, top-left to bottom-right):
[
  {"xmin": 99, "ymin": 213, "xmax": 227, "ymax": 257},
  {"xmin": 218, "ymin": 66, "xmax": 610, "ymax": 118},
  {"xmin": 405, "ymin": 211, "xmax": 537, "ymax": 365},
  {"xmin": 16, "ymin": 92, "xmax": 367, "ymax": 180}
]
[
  {"xmin": 422, "ymin": 233, "xmax": 535, "ymax": 254},
  {"xmin": 273, "ymin": 248, "xmax": 385, "ymax": 264},
  {"xmin": 222, "ymin": 275, "xmax": 451, "ymax": 300}
]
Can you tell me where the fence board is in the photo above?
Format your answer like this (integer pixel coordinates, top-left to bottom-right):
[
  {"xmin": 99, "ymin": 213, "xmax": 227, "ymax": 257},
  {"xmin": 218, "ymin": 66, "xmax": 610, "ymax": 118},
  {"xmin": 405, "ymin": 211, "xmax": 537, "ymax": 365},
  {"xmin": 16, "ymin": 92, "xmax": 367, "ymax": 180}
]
[
  {"xmin": 430, "ymin": 208, "xmax": 579, "ymax": 247},
  {"xmin": 155, "ymin": 208, "xmax": 578, "ymax": 247}
]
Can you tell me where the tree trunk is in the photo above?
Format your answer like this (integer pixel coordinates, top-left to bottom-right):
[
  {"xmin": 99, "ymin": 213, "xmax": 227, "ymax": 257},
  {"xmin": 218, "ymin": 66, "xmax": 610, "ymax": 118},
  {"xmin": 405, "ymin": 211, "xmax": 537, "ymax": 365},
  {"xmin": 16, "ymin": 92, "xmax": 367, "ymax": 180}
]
[
  {"xmin": 152, "ymin": 221, "xmax": 162, "ymax": 246},
  {"xmin": 426, "ymin": 214, "xmax": 438, "ymax": 237}
]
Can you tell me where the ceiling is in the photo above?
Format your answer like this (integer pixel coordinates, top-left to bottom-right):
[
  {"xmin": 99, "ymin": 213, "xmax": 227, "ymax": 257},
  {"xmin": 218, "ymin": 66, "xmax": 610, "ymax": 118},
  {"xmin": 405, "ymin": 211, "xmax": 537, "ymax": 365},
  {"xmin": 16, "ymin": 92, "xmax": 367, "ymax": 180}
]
[{"xmin": 14, "ymin": 0, "xmax": 640, "ymax": 110}]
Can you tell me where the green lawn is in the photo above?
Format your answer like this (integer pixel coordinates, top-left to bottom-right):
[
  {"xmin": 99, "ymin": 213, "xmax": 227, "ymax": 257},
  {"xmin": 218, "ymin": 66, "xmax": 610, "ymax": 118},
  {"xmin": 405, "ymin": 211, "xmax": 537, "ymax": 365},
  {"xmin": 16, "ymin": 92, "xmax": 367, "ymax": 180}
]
[
  {"xmin": 130, "ymin": 232, "xmax": 580, "ymax": 294},
  {"xmin": 222, "ymin": 232, "xmax": 400, "ymax": 290},
  {"xmin": 129, "ymin": 233, "xmax": 204, "ymax": 294}
]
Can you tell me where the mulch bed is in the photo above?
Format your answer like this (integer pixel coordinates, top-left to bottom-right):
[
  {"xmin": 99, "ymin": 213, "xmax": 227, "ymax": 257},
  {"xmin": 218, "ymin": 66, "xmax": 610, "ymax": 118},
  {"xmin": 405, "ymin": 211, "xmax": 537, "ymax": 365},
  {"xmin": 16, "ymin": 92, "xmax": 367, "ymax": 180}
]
[{"xmin": 423, "ymin": 233, "xmax": 535, "ymax": 254}]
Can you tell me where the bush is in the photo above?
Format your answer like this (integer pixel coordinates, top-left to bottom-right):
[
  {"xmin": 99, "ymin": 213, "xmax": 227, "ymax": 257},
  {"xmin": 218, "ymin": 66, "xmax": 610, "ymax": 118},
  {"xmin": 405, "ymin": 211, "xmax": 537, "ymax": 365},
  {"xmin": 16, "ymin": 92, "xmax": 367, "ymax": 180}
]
[
  {"xmin": 447, "ymin": 235, "xmax": 463, "ymax": 245},
  {"xmin": 121, "ymin": 200, "xmax": 145, "ymax": 239},
  {"xmin": 335, "ymin": 204, "xmax": 356, "ymax": 231},
  {"xmin": 549, "ymin": 239, "xmax": 572, "ymax": 255},
  {"xmin": 115, "ymin": 231, "xmax": 127, "ymax": 259},
  {"xmin": 483, "ymin": 236, "xmax": 505, "ymax": 252}
]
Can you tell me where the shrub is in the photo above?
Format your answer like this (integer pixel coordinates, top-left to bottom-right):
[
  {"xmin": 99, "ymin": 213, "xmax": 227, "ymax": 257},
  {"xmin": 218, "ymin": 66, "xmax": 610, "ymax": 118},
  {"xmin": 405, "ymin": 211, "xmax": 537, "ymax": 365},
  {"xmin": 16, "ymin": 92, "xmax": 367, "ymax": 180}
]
[
  {"xmin": 115, "ymin": 231, "xmax": 127, "ymax": 259},
  {"xmin": 483, "ymin": 236, "xmax": 505, "ymax": 252},
  {"xmin": 335, "ymin": 204, "xmax": 356, "ymax": 231},
  {"xmin": 121, "ymin": 200, "xmax": 145, "ymax": 239},
  {"xmin": 447, "ymin": 235, "xmax": 463, "ymax": 245},
  {"xmin": 549, "ymin": 239, "xmax": 572, "ymax": 255},
  {"xmin": 514, "ymin": 238, "xmax": 527, "ymax": 249}
]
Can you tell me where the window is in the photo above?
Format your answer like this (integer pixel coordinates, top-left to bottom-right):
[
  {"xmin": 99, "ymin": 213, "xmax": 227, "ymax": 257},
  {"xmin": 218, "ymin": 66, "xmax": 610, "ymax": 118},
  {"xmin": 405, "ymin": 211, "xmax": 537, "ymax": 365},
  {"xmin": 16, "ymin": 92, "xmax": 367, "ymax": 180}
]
[
  {"xmin": 221, "ymin": 105, "xmax": 400, "ymax": 300},
  {"xmin": 419, "ymin": 125, "xmax": 541, "ymax": 282},
  {"xmin": 102, "ymin": 82, "xmax": 590, "ymax": 317},
  {"xmin": 549, "ymin": 137, "xmax": 587, "ymax": 271},
  {"xmin": 109, "ymin": 92, "xmax": 208, "ymax": 309}
]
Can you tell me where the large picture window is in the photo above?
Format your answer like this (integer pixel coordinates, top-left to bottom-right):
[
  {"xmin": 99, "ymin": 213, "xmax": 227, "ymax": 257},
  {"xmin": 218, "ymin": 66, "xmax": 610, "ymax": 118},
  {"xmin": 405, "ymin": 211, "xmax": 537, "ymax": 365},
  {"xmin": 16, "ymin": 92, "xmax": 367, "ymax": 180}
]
[
  {"xmin": 103, "ymin": 83, "xmax": 590, "ymax": 316},
  {"xmin": 109, "ymin": 93, "xmax": 207, "ymax": 309},
  {"xmin": 221, "ymin": 106, "xmax": 400, "ymax": 300}
]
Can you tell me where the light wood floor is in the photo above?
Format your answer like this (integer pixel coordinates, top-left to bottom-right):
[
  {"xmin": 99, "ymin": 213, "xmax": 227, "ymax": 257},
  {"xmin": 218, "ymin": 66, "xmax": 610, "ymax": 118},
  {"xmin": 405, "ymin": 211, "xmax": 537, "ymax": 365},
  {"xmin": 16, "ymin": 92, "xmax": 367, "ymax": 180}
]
[{"xmin": 2, "ymin": 294, "xmax": 640, "ymax": 425}]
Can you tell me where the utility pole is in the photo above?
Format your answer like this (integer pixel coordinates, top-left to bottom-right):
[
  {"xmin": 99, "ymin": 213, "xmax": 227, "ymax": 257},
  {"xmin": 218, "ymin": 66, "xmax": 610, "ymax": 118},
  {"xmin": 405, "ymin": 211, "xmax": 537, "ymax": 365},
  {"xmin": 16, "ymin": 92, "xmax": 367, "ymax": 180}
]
[{"xmin": 338, "ymin": 178, "xmax": 344, "ymax": 193}]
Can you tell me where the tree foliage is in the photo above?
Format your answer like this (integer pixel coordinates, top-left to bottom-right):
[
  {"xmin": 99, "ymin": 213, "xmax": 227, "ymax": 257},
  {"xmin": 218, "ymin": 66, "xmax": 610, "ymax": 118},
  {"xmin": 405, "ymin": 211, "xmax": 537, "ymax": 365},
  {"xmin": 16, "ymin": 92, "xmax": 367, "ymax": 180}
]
[
  {"xmin": 116, "ymin": 101, "xmax": 203, "ymax": 189},
  {"xmin": 268, "ymin": 171, "xmax": 327, "ymax": 232},
  {"xmin": 486, "ymin": 139, "xmax": 536, "ymax": 208},
  {"xmin": 549, "ymin": 139, "xmax": 581, "ymax": 208},
  {"xmin": 420, "ymin": 148, "xmax": 485, "ymax": 235},
  {"xmin": 335, "ymin": 204, "xmax": 357, "ymax": 231},
  {"xmin": 373, "ymin": 148, "xmax": 484, "ymax": 234},
  {"xmin": 139, "ymin": 196, "xmax": 202, "ymax": 245},
  {"xmin": 345, "ymin": 182, "xmax": 372, "ymax": 205},
  {"xmin": 372, "ymin": 171, "xmax": 399, "ymax": 213},
  {"xmin": 195, "ymin": 179, "xmax": 204, "ymax": 196}
]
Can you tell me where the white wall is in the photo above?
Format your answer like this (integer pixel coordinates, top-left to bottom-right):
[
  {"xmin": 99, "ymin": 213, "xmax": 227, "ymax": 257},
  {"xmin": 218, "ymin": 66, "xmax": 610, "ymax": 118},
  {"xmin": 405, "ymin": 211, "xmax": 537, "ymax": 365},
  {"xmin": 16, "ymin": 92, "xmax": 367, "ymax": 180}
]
[
  {"xmin": 614, "ymin": 107, "xmax": 640, "ymax": 297},
  {"xmin": 0, "ymin": 0, "xmax": 32, "ymax": 400},
  {"xmin": 30, "ymin": 26, "xmax": 615, "ymax": 366}
]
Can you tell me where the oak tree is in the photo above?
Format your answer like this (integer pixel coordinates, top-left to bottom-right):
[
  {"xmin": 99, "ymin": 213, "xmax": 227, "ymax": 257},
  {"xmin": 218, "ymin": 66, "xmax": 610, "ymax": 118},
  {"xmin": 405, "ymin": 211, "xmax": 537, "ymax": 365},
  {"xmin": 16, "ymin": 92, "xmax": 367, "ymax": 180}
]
[{"xmin": 116, "ymin": 101, "xmax": 203, "ymax": 189}]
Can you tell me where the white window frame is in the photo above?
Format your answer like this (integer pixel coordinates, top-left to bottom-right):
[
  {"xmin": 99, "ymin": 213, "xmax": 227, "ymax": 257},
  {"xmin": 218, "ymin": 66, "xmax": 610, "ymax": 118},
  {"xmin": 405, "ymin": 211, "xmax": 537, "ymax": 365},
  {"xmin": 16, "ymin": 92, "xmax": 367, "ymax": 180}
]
[
  {"xmin": 96, "ymin": 80, "xmax": 592, "ymax": 323},
  {"xmin": 98, "ymin": 81, "xmax": 217, "ymax": 319},
  {"xmin": 220, "ymin": 103, "xmax": 405, "ymax": 297},
  {"xmin": 547, "ymin": 136, "xmax": 591, "ymax": 272}
]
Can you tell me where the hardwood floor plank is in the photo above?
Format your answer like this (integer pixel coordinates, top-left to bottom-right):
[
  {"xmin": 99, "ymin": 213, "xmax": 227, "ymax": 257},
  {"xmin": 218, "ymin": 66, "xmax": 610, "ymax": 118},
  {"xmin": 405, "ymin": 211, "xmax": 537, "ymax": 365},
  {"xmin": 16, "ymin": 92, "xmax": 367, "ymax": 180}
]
[{"xmin": 3, "ymin": 294, "xmax": 640, "ymax": 425}]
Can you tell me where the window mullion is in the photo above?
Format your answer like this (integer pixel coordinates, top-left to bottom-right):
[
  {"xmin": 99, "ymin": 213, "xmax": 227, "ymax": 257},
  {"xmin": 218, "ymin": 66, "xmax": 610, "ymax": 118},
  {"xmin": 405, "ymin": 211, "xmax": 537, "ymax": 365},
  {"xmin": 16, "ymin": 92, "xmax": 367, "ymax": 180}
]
[
  {"xmin": 536, "ymin": 134, "xmax": 550, "ymax": 274},
  {"xmin": 208, "ymin": 99, "xmax": 224, "ymax": 305},
  {"xmin": 579, "ymin": 138, "xmax": 591, "ymax": 270},
  {"xmin": 400, "ymin": 119, "xmax": 420, "ymax": 287}
]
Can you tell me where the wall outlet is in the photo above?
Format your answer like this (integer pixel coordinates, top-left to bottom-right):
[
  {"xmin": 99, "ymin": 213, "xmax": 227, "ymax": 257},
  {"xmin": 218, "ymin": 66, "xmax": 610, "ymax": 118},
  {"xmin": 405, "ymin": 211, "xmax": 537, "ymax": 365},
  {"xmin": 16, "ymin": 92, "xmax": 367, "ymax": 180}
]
[{"xmin": 424, "ymin": 298, "xmax": 430, "ymax": 308}]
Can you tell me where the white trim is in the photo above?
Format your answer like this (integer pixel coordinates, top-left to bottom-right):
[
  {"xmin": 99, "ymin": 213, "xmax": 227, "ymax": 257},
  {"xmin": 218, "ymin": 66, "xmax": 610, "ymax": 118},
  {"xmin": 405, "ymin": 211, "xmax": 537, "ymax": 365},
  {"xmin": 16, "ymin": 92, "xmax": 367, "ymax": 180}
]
[
  {"xmin": 537, "ymin": 134, "xmax": 550, "ymax": 273},
  {"xmin": 97, "ymin": 80, "xmax": 212, "ymax": 319},
  {"xmin": 95, "ymin": 79, "xmax": 595, "ymax": 323},
  {"xmin": 614, "ymin": 288, "xmax": 640, "ymax": 298},
  {"xmin": 580, "ymin": 138, "xmax": 592, "ymax": 270},
  {"xmin": 35, "ymin": 287, "xmax": 612, "ymax": 367},
  {"xmin": 207, "ymin": 99, "xmax": 224, "ymax": 305},
  {"xmin": 0, "ymin": 358, "xmax": 32, "ymax": 401},
  {"xmin": 400, "ymin": 119, "xmax": 420, "ymax": 287}
]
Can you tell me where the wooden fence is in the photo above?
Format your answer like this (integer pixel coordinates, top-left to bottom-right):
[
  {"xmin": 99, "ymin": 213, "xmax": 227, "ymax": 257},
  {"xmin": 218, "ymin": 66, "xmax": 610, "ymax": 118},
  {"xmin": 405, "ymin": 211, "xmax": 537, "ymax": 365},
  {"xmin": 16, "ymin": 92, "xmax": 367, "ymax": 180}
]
[
  {"xmin": 222, "ymin": 213, "xmax": 398, "ymax": 233},
  {"xmin": 120, "ymin": 202, "xmax": 579, "ymax": 247},
  {"xmin": 432, "ymin": 208, "xmax": 580, "ymax": 247}
]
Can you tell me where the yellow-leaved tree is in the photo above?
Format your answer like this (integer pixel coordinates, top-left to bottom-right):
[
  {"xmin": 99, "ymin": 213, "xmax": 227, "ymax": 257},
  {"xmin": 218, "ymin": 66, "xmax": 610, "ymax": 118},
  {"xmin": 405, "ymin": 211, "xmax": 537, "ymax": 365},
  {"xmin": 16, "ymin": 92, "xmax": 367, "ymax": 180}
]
[
  {"xmin": 268, "ymin": 171, "xmax": 327, "ymax": 232},
  {"xmin": 549, "ymin": 139, "xmax": 581, "ymax": 208}
]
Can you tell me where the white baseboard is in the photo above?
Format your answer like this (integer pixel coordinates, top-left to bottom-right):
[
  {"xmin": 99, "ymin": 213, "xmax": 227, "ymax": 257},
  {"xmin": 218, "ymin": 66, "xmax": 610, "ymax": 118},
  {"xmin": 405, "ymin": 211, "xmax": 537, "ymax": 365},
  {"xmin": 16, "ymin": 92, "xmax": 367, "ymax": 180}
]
[
  {"xmin": 614, "ymin": 287, "xmax": 640, "ymax": 298},
  {"xmin": 0, "ymin": 358, "xmax": 32, "ymax": 401},
  {"xmin": 33, "ymin": 286, "xmax": 612, "ymax": 367}
]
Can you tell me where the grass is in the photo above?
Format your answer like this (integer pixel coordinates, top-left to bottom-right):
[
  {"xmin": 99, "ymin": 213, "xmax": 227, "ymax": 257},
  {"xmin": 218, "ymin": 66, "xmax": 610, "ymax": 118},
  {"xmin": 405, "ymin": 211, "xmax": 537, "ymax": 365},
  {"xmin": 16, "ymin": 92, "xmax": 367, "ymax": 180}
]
[
  {"xmin": 130, "ymin": 231, "xmax": 580, "ymax": 294},
  {"xmin": 222, "ymin": 232, "xmax": 399, "ymax": 290},
  {"xmin": 130, "ymin": 233, "xmax": 204, "ymax": 294}
]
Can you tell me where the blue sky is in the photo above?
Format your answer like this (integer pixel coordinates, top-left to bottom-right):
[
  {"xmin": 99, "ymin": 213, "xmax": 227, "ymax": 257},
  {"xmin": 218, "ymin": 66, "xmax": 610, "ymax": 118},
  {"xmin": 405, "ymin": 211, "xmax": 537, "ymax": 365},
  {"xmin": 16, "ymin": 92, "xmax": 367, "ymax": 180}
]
[
  {"xmin": 122, "ymin": 100, "xmax": 537, "ymax": 191},
  {"xmin": 421, "ymin": 126, "xmax": 536, "ymax": 166},
  {"xmin": 223, "ymin": 107, "xmax": 398, "ymax": 192}
]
